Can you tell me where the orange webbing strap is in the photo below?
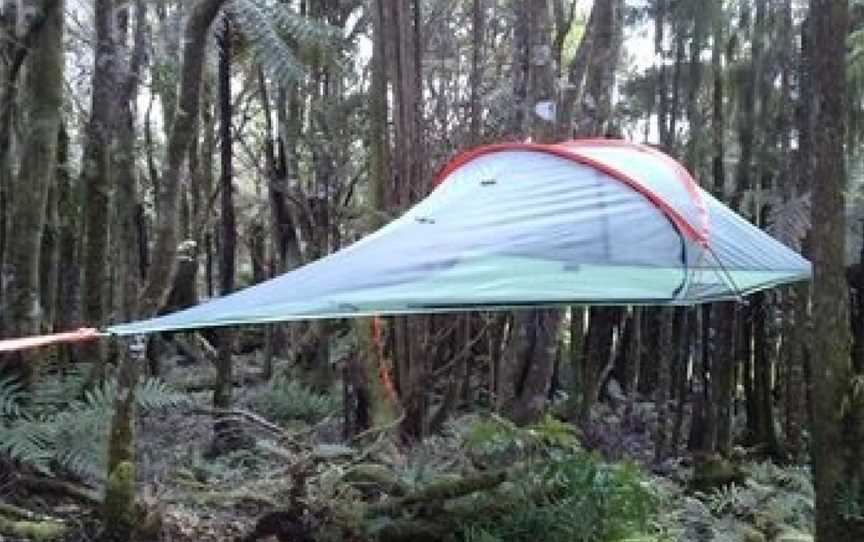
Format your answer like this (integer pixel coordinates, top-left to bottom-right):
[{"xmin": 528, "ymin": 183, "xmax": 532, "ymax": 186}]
[
  {"xmin": 0, "ymin": 327, "xmax": 104, "ymax": 354},
  {"xmin": 371, "ymin": 316, "xmax": 399, "ymax": 402}
]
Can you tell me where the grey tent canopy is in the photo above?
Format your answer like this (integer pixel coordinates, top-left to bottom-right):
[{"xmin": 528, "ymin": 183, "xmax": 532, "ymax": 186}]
[{"xmin": 108, "ymin": 139, "xmax": 811, "ymax": 336}]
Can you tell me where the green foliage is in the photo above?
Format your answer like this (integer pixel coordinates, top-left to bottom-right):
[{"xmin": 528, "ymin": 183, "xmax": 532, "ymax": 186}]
[
  {"xmin": 248, "ymin": 375, "xmax": 340, "ymax": 424},
  {"xmin": 456, "ymin": 453, "xmax": 658, "ymax": 542},
  {"xmin": 705, "ymin": 483, "xmax": 745, "ymax": 515},
  {"xmin": 229, "ymin": 0, "xmax": 341, "ymax": 84},
  {"xmin": 0, "ymin": 365, "xmax": 189, "ymax": 483},
  {"xmin": 462, "ymin": 414, "xmax": 580, "ymax": 466},
  {"xmin": 0, "ymin": 375, "xmax": 25, "ymax": 417},
  {"xmin": 452, "ymin": 416, "xmax": 657, "ymax": 542}
]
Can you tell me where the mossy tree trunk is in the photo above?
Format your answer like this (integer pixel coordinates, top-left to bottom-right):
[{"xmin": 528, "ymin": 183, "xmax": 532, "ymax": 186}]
[
  {"xmin": 102, "ymin": 336, "xmax": 143, "ymax": 542},
  {"xmin": 80, "ymin": 0, "xmax": 116, "ymax": 373},
  {"xmin": 349, "ymin": 0, "xmax": 400, "ymax": 433},
  {"xmin": 3, "ymin": 0, "xmax": 64, "ymax": 389},
  {"xmin": 807, "ymin": 1, "xmax": 864, "ymax": 540},
  {"xmin": 102, "ymin": 0, "xmax": 228, "ymax": 537}
]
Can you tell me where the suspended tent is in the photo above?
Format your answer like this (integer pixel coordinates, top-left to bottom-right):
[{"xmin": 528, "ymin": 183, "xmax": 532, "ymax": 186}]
[{"xmin": 101, "ymin": 139, "xmax": 810, "ymax": 337}]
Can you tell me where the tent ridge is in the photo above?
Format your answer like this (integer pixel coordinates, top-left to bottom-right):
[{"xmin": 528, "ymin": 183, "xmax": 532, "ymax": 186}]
[{"xmin": 434, "ymin": 138, "xmax": 709, "ymax": 246}]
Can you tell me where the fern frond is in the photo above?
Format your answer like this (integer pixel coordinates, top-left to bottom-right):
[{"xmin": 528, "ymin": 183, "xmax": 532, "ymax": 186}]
[
  {"xmin": 229, "ymin": 0, "xmax": 341, "ymax": 83},
  {"xmin": 0, "ymin": 375, "xmax": 25, "ymax": 418},
  {"xmin": 765, "ymin": 193, "xmax": 811, "ymax": 251},
  {"xmin": 0, "ymin": 421, "xmax": 53, "ymax": 474},
  {"xmin": 265, "ymin": 1, "xmax": 341, "ymax": 46},
  {"xmin": 229, "ymin": 0, "xmax": 308, "ymax": 83},
  {"xmin": 30, "ymin": 363, "xmax": 92, "ymax": 414},
  {"xmin": 0, "ymin": 372, "xmax": 189, "ymax": 483},
  {"xmin": 135, "ymin": 377, "xmax": 190, "ymax": 412}
]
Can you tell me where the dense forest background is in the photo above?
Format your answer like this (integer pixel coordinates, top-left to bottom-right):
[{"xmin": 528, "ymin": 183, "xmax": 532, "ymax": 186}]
[{"xmin": 0, "ymin": 0, "xmax": 860, "ymax": 541}]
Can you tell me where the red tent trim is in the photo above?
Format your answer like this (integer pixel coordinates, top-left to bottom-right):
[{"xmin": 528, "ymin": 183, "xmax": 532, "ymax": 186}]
[{"xmin": 434, "ymin": 139, "xmax": 709, "ymax": 246}]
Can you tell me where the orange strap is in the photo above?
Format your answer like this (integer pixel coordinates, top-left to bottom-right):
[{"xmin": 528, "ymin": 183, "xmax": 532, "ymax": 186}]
[
  {"xmin": 0, "ymin": 327, "xmax": 104, "ymax": 354},
  {"xmin": 371, "ymin": 316, "xmax": 399, "ymax": 402}
]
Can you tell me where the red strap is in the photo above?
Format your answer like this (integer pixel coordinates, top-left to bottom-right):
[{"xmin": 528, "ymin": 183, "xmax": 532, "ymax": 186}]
[{"xmin": 0, "ymin": 328, "xmax": 103, "ymax": 354}]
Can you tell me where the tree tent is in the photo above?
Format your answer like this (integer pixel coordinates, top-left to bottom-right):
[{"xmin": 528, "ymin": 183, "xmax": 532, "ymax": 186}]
[{"xmin": 102, "ymin": 139, "xmax": 810, "ymax": 337}]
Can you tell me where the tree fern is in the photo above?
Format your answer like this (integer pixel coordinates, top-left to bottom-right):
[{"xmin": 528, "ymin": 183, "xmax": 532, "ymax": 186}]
[{"xmin": 229, "ymin": 0, "xmax": 341, "ymax": 84}]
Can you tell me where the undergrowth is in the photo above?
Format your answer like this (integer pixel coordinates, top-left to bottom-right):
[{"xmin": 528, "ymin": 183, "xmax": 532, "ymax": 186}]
[
  {"xmin": 458, "ymin": 454, "xmax": 656, "ymax": 542},
  {"xmin": 248, "ymin": 375, "xmax": 340, "ymax": 424},
  {"xmin": 450, "ymin": 415, "xmax": 661, "ymax": 542},
  {"xmin": 0, "ymin": 363, "xmax": 189, "ymax": 484}
]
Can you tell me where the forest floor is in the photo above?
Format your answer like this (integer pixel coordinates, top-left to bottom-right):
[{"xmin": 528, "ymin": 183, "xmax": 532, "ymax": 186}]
[{"xmin": 3, "ymin": 351, "xmax": 816, "ymax": 542}]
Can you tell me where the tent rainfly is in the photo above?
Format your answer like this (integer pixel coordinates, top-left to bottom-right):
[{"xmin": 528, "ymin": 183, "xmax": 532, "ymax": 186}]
[{"xmin": 108, "ymin": 139, "xmax": 811, "ymax": 336}]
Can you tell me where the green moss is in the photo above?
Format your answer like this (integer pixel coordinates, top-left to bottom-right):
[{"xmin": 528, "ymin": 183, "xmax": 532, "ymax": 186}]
[
  {"xmin": 0, "ymin": 515, "xmax": 67, "ymax": 540},
  {"xmin": 101, "ymin": 460, "xmax": 137, "ymax": 541}
]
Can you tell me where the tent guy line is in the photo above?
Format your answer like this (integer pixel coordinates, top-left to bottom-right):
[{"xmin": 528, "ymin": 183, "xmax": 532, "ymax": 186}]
[{"xmin": 0, "ymin": 138, "xmax": 811, "ymax": 353}]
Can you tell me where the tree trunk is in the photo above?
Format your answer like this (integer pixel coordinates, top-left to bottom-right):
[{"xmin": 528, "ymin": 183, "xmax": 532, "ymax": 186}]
[
  {"xmin": 80, "ymin": 0, "xmax": 116, "ymax": 374},
  {"xmin": 101, "ymin": 337, "xmax": 143, "ymax": 542},
  {"xmin": 469, "ymin": 0, "xmax": 483, "ymax": 143},
  {"xmin": 712, "ymin": 302, "xmax": 736, "ymax": 455},
  {"xmin": 212, "ymin": 14, "xmax": 240, "ymax": 454},
  {"xmin": 752, "ymin": 292, "xmax": 782, "ymax": 458},
  {"xmin": 138, "ymin": 0, "xmax": 229, "ymax": 318},
  {"xmin": 580, "ymin": 307, "xmax": 615, "ymax": 424},
  {"xmin": 654, "ymin": 0, "xmax": 669, "ymax": 147},
  {"xmin": 653, "ymin": 308, "xmax": 673, "ymax": 463},
  {"xmin": 807, "ymin": 2, "xmax": 864, "ymax": 540},
  {"xmin": 497, "ymin": 0, "xmax": 565, "ymax": 426},
  {"xmin": 101, "ymin": 1, "xmax": 227, "ymax": 536},
  {"xmin": 2, "ymin": 0, "xmax": 64, "ymax": 389}
]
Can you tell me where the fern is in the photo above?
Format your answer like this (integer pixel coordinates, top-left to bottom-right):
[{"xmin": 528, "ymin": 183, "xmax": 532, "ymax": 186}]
[
  {"xmin": 0, "ymin": 375, "xmax": 25, "ymax": 418},
  {"xmin": 29, "ymin": 363, "xmax": 91, "ymax": 414},
  {"xmin": 229, "ymin": 0, "xmax": 341, "ymax": 84},
  {"xmin": 0, "ymin": 421, "xmax": 53, "ymax": 474},
  {"xmin": 765, "ymin": 194, "xmax": 811, "ymax": 251},
  {"xmin": 249, "ymin": 375, "xmax": 340, "ymax": 424},
  {"xmin": 0, "ymin": 367, "xmax": 190, "ymax": 483}
]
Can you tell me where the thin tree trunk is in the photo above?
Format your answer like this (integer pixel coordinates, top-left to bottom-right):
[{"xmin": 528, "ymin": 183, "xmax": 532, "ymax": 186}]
[
  {"xmin": 581, "ymin": 307, "xmax": 615, "ymax": 424},
  {"xmin": 212, "ymin": 15, "xmax": 240, "ymax": 453},
  {"xmin": 80, "ymin": 0, "xmax": 116, "ymax": 374},
  {"xmin": 469, "ymin": 0, "xmax": 483, "ymax": 143},
  {"xmin": 670, "ymin": 308, "xmax": 690, "ymax": 455},
  {"xmin": 654, "ymin": 308, "xmax": 673, "ymax": 463}
]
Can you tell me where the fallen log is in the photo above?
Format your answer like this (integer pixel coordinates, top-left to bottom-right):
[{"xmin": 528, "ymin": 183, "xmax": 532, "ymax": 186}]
[
  {"xmin": 366, "ymin": 469, "xmax": 508, "ymax": 515},
  {"xmin": 16, "ymin": 475, "xmax": 101, "ymax": 506}
]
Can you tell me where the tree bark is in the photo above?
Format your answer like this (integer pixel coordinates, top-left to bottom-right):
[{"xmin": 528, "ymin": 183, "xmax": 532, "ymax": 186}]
[
  {"xmin": 80, "ymin": 0, "xmax": 117, "ymax": 373},
  {"xmin": 212, "ymin": 14, "xmax": 240, "ymax": 453},
  {"xmin": 807, "ymin": 2, "xmax": 864, "ymax": 540},
  {"xmin": 138, "ymin": 0, "xmax": 229, "ymax": 318},
  {"xmin": 497, "ymin": 0, "xmax": 564, "ymax": 426},
  {"xmin": 2, "ymin": 0, "xmax": 64, "ymax": 389},
  {"xmin": 653, "ymin": 307, "xmax": 673, "ymax": 463}
]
